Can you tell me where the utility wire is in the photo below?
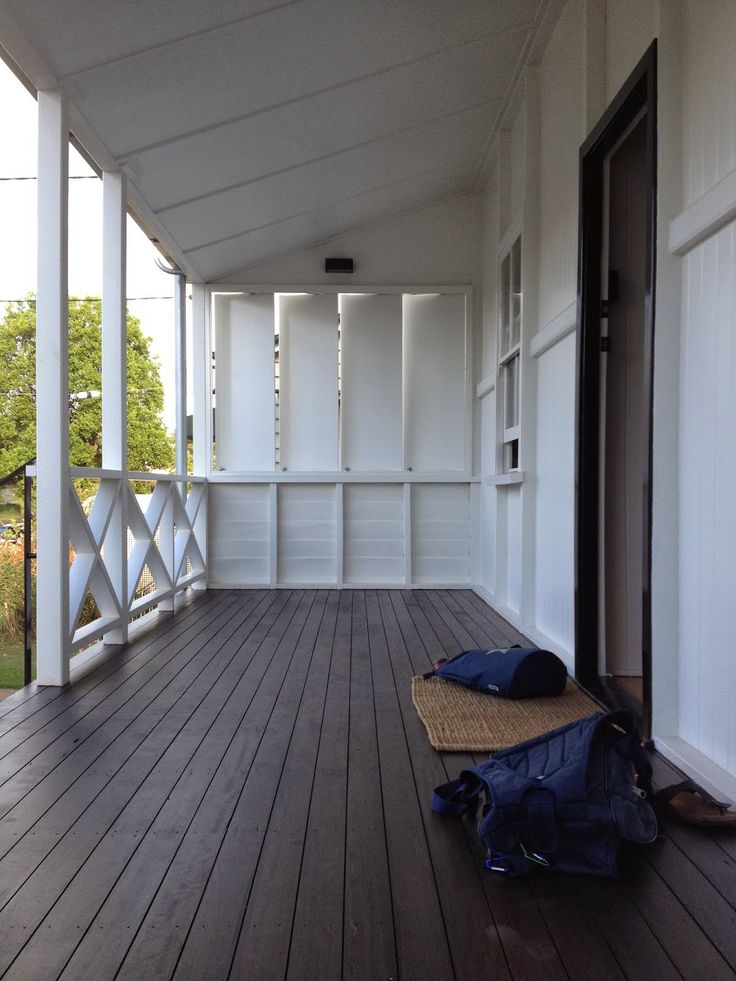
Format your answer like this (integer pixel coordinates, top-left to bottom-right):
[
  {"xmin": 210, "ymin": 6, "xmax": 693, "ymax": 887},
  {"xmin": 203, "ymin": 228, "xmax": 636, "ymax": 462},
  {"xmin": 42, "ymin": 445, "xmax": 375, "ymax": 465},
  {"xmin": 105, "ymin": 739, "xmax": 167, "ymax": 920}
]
[
  {"xmin": 0, "ymin": 175, "xmax": 98, "ymax": 181},
  {"xmin": 0, "ymin": 296, "xmax": 175, "ymax": 303}
]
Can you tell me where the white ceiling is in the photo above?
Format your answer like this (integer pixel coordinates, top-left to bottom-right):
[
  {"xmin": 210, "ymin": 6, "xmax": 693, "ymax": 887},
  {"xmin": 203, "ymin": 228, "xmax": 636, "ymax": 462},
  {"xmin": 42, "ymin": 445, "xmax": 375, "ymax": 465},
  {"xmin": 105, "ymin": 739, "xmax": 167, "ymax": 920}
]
[{"xmin": 0, "ymin": 0, "xmax": 557, "ymax": 280}]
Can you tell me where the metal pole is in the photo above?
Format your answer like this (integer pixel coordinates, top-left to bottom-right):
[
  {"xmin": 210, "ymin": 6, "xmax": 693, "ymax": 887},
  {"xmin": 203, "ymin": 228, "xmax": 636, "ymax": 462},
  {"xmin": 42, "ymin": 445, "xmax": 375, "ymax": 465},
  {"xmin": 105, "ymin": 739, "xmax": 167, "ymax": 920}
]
[{"xmin": 24, "ymin": 468, "xmax": 34, "ymax": 686}]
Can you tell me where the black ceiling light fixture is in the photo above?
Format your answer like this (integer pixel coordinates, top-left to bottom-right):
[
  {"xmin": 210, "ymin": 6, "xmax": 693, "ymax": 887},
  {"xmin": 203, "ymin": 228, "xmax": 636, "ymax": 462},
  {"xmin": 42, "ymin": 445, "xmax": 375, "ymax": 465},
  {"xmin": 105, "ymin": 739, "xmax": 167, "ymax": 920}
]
[{"xmin": 324, "ymin": 257, "xmax": 354, "ymax": 273}]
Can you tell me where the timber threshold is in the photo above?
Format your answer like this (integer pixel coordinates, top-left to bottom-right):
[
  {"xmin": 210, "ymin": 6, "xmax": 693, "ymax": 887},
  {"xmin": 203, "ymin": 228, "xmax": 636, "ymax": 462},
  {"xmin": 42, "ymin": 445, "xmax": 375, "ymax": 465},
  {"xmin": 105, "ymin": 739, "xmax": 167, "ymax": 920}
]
[{"xmin": 0, "ymin": 590, "xmax": 733, "ymax": 981}]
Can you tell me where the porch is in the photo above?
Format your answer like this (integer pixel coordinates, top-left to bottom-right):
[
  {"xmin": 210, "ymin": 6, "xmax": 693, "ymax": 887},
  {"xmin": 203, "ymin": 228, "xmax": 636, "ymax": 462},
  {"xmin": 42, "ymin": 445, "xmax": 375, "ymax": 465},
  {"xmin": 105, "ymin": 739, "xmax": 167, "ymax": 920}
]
[{"xmin": 0, "ymin": 589, "xmax": 734, "ymax": 981}]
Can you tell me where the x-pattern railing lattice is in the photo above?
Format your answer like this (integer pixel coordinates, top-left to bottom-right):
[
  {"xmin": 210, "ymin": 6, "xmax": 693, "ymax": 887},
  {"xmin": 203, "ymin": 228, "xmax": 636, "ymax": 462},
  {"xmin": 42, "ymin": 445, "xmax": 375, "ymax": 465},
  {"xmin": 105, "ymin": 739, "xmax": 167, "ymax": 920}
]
[{"xmin": 68, "ymin": 472, "xmax": 207, "ymax": 652}]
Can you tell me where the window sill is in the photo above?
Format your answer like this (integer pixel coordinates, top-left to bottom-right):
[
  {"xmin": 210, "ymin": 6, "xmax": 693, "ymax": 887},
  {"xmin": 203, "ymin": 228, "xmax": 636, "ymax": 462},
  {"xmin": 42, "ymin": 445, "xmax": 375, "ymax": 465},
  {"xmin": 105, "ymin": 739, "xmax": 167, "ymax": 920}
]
[{"xmin": 485, "ymin": 471, "xmax": 524, "ymax": 486}]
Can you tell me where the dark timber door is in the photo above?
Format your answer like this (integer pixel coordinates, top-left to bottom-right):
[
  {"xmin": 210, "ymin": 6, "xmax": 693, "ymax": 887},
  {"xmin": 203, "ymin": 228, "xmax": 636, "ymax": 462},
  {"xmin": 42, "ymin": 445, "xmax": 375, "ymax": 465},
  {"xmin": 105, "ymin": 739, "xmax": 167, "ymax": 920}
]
[
  {"xmin": 576, "ymin": 44, "xmax": 656, "ymax": 734},
  {"xmin": 602, "ymin": 114, "xmax": 647, "ymax": 690}
]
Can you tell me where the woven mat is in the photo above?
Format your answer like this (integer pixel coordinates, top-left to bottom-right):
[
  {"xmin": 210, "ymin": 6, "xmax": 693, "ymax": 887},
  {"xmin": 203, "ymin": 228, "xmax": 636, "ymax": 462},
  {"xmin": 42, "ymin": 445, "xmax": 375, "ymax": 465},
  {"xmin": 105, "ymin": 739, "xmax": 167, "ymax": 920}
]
[{"xmin": 411, "ymin": 676, "xmax": 601, "ymax": 752}]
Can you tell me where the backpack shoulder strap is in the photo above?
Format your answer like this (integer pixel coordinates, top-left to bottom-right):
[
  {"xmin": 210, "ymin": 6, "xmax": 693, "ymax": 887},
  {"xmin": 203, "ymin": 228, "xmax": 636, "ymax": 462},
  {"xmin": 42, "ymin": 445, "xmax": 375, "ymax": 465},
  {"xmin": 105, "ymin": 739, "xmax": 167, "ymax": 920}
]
[{"xmin": 432, "ymin": 773, "xmax": 487, "ymax": 817}]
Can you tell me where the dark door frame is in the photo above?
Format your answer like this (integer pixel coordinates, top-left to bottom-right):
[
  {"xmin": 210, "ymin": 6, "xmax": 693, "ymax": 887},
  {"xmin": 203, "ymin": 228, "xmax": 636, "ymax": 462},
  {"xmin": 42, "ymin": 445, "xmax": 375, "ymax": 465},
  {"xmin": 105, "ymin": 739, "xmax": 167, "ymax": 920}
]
[{"xmin": 575, "ymin": 42, "xmax": 657, "ymax": 736}]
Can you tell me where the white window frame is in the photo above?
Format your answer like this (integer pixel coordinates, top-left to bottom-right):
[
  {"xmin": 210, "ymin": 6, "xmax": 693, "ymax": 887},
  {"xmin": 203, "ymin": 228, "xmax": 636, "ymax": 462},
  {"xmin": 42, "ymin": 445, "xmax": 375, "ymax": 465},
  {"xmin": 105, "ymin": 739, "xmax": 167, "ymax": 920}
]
[{"xmin": 497, "ymin": 230, "xmax": 522, "ymax": 473}]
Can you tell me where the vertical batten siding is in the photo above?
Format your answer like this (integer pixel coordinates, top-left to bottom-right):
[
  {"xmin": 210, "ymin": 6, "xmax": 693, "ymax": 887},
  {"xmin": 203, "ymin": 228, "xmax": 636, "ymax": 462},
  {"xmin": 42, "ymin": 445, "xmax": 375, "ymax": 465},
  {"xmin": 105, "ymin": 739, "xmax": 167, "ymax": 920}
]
[
  {"xmin": 504, "ymin": 488, "xmax": 522, "ymax": 615},
  {"xmin": 678, "ymin": 225, "xmax": 736, "ymax": 775},
  {"xmin": 682, "ymin": 0, "xmax": 736, "ymax": 206},
  {"xmin": 538, "ymin": 0, "xmax": 585, "ymax": 329},
  {"xmin": 478, "ymin": 396, "xmax": 497, "ymax": 596},
  {"xmin": 604, "ymin": 0, "xmax": 657, "ymax": 101},
  {"xmin": 509, "ymin": 107, "xmax": 526, "ymax": 234},
  {"xmin": 534, "ymin": 332, "xmax": 576, "ymax": 653}
]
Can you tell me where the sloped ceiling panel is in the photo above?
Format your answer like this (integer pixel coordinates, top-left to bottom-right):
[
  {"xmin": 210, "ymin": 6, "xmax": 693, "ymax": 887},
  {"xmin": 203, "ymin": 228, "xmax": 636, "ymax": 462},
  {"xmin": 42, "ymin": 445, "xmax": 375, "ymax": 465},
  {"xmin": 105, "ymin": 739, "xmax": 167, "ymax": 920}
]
[{"xmin": 2, "ymin": 0, "xmax": 546, "ymax": 280}]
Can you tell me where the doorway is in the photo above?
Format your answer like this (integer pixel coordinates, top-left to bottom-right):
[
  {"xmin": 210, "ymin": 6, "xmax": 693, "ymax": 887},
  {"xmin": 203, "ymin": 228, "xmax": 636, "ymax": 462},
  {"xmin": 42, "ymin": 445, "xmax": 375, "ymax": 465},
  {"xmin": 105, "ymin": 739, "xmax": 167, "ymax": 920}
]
[{"xmin": 575, "ymin": 44, "xmax": 656, "ymax": 735}]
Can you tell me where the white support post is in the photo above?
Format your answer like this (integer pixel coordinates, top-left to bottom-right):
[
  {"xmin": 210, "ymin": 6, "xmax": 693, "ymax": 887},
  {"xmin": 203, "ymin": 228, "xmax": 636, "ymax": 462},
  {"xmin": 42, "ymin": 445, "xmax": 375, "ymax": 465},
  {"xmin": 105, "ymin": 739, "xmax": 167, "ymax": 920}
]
[
  {"xmin": 174, "ymin": 271, "xmax": 188, "ymax": 478},
  {"xmin": 36, "ymin": 89, "xmax": 70, "ymax": 686},
  {"xmin": 101, "ymin": 170, "xmax": 128, "ymax": 643},
  {"xmin": 191, "ymin": 284, "xmax": 211, "ymax": 588},
  {"xmin": 403, "ymin": 483, "xmax": 412, "ymax": 587},
  {"xmin": 157, "ymin": 485, "xmax": 176, "ymax": 612}
]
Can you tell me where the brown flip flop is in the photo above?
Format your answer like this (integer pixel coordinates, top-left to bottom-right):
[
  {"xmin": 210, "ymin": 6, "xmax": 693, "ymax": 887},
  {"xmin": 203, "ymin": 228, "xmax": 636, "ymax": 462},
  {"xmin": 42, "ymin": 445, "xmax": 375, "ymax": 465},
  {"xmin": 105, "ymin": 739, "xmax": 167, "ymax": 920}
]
[{"xmin": 655, "ymin": 779, "xmax": 736, "ymax": 827}]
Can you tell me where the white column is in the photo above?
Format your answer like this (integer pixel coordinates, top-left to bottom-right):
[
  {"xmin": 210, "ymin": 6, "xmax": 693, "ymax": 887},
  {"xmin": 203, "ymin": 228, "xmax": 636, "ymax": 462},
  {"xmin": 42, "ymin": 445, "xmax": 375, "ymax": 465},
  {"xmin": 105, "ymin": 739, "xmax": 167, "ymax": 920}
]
[
  {"xmin": 191, "ymin": 284, "xmax": 211, "ymax": 588},
  {"xmin": 174, "ymin": 272, "xmax": 187, "ymax": 477},
  {"xmin": 36, "ymin": 89, "xmax": 70, "ymax": 686},
  {"xmin": 102, "ymin": 170, "xmax": 128, "ymax": 643}
]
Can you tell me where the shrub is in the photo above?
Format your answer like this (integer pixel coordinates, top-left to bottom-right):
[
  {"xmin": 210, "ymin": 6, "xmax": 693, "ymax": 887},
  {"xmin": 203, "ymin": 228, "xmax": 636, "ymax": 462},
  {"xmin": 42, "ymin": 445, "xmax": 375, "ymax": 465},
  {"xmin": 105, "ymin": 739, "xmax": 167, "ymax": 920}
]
[{"xmin": 0, "ymin": 542, "xmax": 30, "ymax": 640}]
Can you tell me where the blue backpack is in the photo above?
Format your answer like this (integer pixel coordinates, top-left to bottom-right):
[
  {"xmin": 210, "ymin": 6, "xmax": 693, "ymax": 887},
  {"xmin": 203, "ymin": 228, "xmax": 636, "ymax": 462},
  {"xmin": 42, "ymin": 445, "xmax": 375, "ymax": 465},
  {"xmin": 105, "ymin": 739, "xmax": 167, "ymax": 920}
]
[
  {"xmin": 432, "ymin": 710, "xmax": 658, "ymax": 877},
  {"xmin": 424, "ymin": 646, "xmax": 568, "ymax": 699}
]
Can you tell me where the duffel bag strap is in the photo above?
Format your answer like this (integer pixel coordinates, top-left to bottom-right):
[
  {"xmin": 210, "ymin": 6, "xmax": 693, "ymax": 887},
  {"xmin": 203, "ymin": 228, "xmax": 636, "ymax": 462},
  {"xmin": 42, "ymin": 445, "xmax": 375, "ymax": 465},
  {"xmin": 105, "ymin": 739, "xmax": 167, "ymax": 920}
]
[
  {"xmin": 432, "ymin": 775, "xmax": 486, "ymax": 817},
  {"xmin": 523, "ymin": 788, "xmax": 558, "ymax": 854}
]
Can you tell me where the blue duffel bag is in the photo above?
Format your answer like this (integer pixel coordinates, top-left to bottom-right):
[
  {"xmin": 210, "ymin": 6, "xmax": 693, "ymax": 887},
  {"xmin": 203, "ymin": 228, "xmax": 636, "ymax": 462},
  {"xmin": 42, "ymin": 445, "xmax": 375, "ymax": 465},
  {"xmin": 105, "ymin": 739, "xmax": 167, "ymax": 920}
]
[
  {"xmin": 432, "ymin": 710, "xmax": 658, "ymax": 877},
  {"xmin": 424, "ymin": 646, "xmax": 567, "ymax": 699}
]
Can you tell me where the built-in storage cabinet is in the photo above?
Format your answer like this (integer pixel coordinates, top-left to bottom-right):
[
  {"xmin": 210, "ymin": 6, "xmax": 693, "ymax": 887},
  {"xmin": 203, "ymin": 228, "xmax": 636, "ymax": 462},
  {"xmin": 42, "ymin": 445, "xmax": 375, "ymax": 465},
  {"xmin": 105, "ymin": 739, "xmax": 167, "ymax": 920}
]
[
  {"xmin": 212, "ymin": 288, "xmax": 470, "ymax": 475},
  {"xmin": 411, "ymin": 483, "xmax": 471, "ymax": 584},
  {"xmin": 208, "ymin": 483, "xmax": 271, "ymax": 585},
  {"xmin": 277, "ymin": 483, "xmax": 337, "ymax": 583},
  {"xmin": 206, "ymin": 478, "xmax": 473, "ymax": 588},
  {"xmin": 343, "ymin": 483, "xmax": 404, "ymax": 584}
]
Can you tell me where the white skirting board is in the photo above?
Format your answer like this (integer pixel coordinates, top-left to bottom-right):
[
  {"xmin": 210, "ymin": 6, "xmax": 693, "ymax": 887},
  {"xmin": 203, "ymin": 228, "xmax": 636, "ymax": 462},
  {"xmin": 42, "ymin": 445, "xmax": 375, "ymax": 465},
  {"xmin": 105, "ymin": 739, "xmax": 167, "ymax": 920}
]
[{"xmin": 654, "ymin": 736, "xmax": 736, "ymax": 807}]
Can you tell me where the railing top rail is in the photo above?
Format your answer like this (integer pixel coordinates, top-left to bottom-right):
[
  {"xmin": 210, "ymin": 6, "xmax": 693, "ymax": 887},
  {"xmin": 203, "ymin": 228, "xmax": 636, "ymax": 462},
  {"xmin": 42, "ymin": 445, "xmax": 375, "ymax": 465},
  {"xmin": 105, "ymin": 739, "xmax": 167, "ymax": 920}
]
[
  {"xmin": 24, "ymin": 466, "xmax": 205, "ymax": 484},
  {"xmin": 0, "ymin": 458, "xmax": 35, "ymax": 487}
]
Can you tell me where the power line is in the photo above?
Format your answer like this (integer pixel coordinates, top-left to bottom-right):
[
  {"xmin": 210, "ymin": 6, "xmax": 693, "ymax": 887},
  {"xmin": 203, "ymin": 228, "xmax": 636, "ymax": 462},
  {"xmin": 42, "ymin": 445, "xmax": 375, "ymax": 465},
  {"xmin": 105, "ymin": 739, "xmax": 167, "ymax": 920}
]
[
  {"xmin": 0, "ymin": 296, "xmax": 175, "ymax": 303},
  {"xmin": 0, "ymin": 175, "xmax": 98, "ymax": 181}
]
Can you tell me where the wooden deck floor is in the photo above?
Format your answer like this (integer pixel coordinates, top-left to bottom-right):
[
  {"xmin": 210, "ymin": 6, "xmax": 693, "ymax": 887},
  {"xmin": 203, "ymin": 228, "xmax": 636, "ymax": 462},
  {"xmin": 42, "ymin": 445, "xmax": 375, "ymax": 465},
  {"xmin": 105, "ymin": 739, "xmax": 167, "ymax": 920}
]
[{"xmin": 0, "ymin": 589, "xmax": 735, "ymax": 981}]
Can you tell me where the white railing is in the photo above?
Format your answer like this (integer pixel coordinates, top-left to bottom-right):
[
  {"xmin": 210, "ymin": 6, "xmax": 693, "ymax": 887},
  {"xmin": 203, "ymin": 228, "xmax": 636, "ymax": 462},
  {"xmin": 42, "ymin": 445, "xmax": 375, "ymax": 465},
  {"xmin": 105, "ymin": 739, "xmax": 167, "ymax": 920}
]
[{"xmin": 67, "ymin": 468, "xmax": 207, "ymax": 652}]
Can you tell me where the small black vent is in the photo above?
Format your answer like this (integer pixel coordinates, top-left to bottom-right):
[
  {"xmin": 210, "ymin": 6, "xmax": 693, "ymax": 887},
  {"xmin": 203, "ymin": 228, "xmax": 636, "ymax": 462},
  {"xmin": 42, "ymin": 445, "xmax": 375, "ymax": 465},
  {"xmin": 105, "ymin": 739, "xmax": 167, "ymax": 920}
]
[{"xmin": 325, "ymin": 257, "xmax": 354, "ymax": 273}]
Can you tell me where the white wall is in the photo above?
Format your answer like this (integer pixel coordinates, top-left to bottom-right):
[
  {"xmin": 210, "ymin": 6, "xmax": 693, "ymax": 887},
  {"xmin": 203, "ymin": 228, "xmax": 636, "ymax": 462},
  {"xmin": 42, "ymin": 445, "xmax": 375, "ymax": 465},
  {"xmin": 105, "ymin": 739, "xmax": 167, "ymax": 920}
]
[
  {"xmin": 663, "ymin": 0, "xmax": 736, "ymax": 796},
  {"xmin": 473, "ymin": 0, "xmax": 736, "ymax": 796},
  {"xmin": 604, "ymin": 0, "xmax": 657, "ymax": 100},
  {"xmin": 220, "ymin": 195, "xmax": 482, "ymax": 287},
  {"xmin": 678, "ymin": 228, "xmax": 736, "ymax": 773},
  {"xmin": 534, "ymin": 332, "xmax": 576, "ymax": 652},
  {"xmin": 538, "ymin": 0, "xmax": 585, "ymax": 329},
  {"xmin": 681, "ymin": 0, "xmax": 736, "ymax": 206}
]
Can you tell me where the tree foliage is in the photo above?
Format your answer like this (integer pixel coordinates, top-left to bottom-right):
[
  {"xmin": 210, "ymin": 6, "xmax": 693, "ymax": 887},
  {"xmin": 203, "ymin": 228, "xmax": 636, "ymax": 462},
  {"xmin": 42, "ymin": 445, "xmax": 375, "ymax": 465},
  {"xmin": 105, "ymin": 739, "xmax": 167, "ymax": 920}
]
[{"xmin": 0, "ymin": 296, "xmax": 173, "ymax": 483}]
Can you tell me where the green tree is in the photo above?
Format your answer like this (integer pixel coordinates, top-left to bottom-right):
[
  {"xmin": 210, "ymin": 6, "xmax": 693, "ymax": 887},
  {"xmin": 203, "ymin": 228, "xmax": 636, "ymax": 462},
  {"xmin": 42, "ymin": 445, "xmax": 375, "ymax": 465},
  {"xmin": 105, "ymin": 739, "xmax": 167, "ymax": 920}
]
[{"xmin": 0, "ymin": 296, "xmax": 174, "ymax": 482}]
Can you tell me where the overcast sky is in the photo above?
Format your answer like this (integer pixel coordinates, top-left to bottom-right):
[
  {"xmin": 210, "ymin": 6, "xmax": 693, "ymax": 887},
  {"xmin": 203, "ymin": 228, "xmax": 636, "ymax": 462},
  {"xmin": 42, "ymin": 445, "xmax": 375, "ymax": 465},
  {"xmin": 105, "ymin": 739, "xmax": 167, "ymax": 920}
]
[{"xmin": 0, "ymin": 59, "xmax": 181, "ymax": 431}]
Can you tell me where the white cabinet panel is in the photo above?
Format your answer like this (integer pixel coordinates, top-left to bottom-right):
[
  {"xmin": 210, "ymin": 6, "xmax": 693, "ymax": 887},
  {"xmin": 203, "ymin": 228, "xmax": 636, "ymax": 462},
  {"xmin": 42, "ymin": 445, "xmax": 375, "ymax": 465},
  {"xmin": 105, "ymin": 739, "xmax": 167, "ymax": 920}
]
[
  {"xmin": 403, "ymin": 293, "xmax": 467, "ymax": 472},
  {"xmin": 340, "ymin": 293, "xmax": 403, "ymax": 471},
  {"xmin": 214, "ymin": 293, "xmax": 275, "ymax": 471},
  {"xmin": 278, "ymin": 484, "xmax": 337, "ymax": 583},
  {"xmin": 208, "ymin": 483, "xmax": 271, "ymax": 585},
  {"xmin": 343, "ymin": 484, "xmax": 404, "ymax": 584},
  {"xmin": 279, "ymin": 294, "xmax": 339, "ymax": 471},
  {"xmin": 411, "ymin": 483, "xmax": 470, "ymax": 584}
]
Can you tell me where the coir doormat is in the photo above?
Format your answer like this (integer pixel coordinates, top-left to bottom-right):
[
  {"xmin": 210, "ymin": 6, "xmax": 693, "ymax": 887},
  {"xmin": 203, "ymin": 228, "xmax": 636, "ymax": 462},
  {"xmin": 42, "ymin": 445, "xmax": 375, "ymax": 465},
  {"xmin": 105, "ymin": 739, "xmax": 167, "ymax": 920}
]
[{"xmin": 411, "ymin": 675, "xmax": 601, "ymax": 752}]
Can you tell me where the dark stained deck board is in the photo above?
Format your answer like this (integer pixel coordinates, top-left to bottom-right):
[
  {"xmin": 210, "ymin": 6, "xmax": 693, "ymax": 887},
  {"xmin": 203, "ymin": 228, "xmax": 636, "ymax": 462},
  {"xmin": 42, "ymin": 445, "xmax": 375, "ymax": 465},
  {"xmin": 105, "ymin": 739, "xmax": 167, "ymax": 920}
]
[
  {"xmin": 285, "ymin": 590, "xmax": 349, "ymax": 981},
  {"xmin": 0, "ymin": 590, "xmax": 304, "ymax": 979},
  {"xmin": 0, "ymin": 591, "xmax": 270, "ymax": 840},
  {"xmin": 1, "ymin": 590, "xmax": 735, "ymax": 981},
  {"xmin": 0, "ymin": 590, "xmax": 213, "ymax": 727},
  {"xmin": 340, "ymin": 590, "xmax": 397, "ymax": 981},
  {"xmin": 0, "ymin": 588, "xmax": 241, "ymax": 776},
  {"xmin": 57, "ymin": 589, "xmax": 313, "ymax": 981}
]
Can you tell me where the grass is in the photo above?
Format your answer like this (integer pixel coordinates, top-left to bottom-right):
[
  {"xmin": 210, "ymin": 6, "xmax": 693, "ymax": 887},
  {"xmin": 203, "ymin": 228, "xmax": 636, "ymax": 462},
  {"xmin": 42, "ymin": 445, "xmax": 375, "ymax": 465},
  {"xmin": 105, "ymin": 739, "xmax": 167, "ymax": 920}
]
[
  {"xmin": 0, "ymin": 640, "xmax": 35, "ymax": 690},
  {"xmin": 0, "ymin": 503, "xmax": 21, "ymax": 523}
]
